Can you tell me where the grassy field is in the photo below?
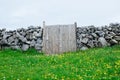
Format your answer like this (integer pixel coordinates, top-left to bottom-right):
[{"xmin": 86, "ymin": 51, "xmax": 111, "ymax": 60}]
[{"xmin": 0, "ymin": 46, "xmax": 120, "ymax": 80}]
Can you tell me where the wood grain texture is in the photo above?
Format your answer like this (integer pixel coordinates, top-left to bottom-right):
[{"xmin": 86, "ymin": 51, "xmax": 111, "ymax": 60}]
[{"xmin": 43, "ymin": 23, "xmax": 77, "ymax": 54}]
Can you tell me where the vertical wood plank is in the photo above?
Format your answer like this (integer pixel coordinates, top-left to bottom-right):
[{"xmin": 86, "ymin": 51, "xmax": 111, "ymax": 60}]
[
  {"xmin": 43, "ymin": 23, "xmax": 77, "ymax": 54},
  {"xmin": 59, "ymin": 25, "xmax": 62, "ymax": 53},
  {"xmin": 52, "ymin": 26, "xmax": 59, "ymax": 54}
]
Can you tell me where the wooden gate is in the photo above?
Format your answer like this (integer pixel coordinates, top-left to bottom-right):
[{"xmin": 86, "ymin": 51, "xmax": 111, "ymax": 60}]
[{"xmin": 43, "ymin": 22, "xmax": 77, "ymax": 54}]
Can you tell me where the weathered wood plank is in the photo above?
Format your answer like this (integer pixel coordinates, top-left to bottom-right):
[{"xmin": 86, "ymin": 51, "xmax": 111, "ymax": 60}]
[
  {"xmin": 52, "ymin": 26, "xmax": 59, "ymax": 54},
  {"xmin": 43, "ymin": 23, "xmax": 77, "ymax": 54},
  {"xmin": 69, "ymin": 24, "xmax": 76, "ymax": 51}
]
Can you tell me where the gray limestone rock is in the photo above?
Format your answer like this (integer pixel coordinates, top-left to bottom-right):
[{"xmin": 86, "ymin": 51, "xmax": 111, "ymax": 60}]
[
  {"xmin": 21, "ymin": 44, "xmax": 29, "ymax": 51},
  {"xmin": 35, "ymin": 44, "xmax": 42, "ymax": 50},
  {"xmin": 109, "ymin": 32, "xmax": 116, "ymax": 36},
  {"xmin": 114, "ymin": 36, "xmax": 120, "ymax": 41},
  {"xmin": 3, "ymin": 34, "xmax": 10, "ymax": 39},
  {"xmin": 98, "ymin": 37, "xmax": 108, "ymax": 47},
  {"xmin": 7, "ymin": 36, "xmax": 14, "ymax": 44},
  {"xmin": 105, "ymin": 35, "xmax": 113, "ymax": 40},
  {"xmin": 36, "ymin": 38, "xmax": 42, "ymax": 44},
  {"xmin": 33, "ymin": 32, "xmax": 40, "ymax": 37},
  {"xmin": 30, "ymin": 40, "xmax": 36, "ymax": 47},
  {"xmin": 81, "ymin": 38, "xmax": 88, "ymax": 44},
  {"xmin": 91, "ymin": 33, "xmax": 98, "ymax": 38},
  {"xmin": 87, "ymin": 40, "xmax": 94, "ymax": 48},
  {"xmin": 95, "ymin": 31, "xmax": 105, "ymax": 37},
  {"xmin": 11, "ymin": 45, "xmax": 21, "ymax": 50},
  {"xmin": 80, "ymin": 46, "xmax": 88, "ymax": 50},
  {"xmin": 110, "ymin": 39, "xmax": 118, "ymax": 45},
  {"xmin": 19, "ymin": 36, "xmax": 27, "ymax": 42}
]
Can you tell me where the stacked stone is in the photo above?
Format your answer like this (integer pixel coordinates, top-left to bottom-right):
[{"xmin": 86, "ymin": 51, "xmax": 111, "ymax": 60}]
[
  {"xmin": 0, "ymin": 26, "xmax": 43, "ymax": 51},
  {"xmin": 76, "ymin": 23, "xmax": 120, "ymax": 50},
  {"xmin": 1, "ymin": 23, "xmax": 120, "ymax": 51}
]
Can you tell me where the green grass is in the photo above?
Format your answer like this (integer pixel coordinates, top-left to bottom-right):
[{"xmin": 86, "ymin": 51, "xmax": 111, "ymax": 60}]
[{"xmin": 0, "ymin": 46, "xmax": 120, "ymax": 80}]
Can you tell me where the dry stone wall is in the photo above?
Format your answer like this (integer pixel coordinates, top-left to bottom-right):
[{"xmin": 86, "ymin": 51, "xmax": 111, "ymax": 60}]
[
  {"xmin": 0, "ymin": 26, "xmax": 43, "ymax": 51},
  {"xmin": 0, "ymin": 23, "xmax": 120, "ymax": 52},
  {"xmin": 76, "ymin": 23, "xmax": 120, "ymax": 50}
]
